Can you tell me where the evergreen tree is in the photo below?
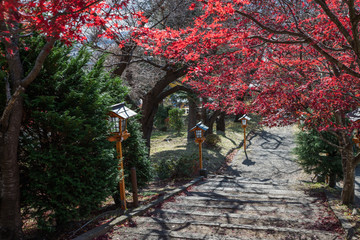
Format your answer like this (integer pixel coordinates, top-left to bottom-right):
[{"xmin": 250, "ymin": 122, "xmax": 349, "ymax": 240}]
[
  {"xmin": 294, "ymin": 130, "xmax": 343, "ymax": 187},
  {"xmin": 122, "ymin": 118, "xmax": 153, "ymax": 189},
  {"xmin": 18, "ymin": 37, "xmax": 128, "ymax": 230},
  {"xmin": 154, "ymin": 104, "xmax": 172, "ymax": 131},
  {"xmin": 168, "ymin": 108, "xmax": 185, "ymax": 134}
]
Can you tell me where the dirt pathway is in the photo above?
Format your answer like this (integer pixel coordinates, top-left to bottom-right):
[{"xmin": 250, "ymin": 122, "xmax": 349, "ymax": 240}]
[{"xmin": 225, "ymin": 126, "xmax": 309, "ymax": 184}]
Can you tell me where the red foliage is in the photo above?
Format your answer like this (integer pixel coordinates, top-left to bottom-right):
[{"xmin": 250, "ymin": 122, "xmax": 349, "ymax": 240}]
[
  {"xmin": 135, "ymin": 0, "xmax": 360, "ymax": 133},
  {"xmin": 0, "ymin": 0, "xmax": 133, "ymax": 46}
]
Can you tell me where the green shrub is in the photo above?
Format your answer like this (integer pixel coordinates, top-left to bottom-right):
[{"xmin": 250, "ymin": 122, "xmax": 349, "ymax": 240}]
[
  {"xmin": 173, "ymin": 156, "xmax": 199, "ymax": 178},
  {"xmin": 294, "ymin": 130, "xmax": 342, "ymax": 187},
  {"xmin": 168, "ymin": 108, "xmax": 185, "ymax": 134},
  {"xmin": 154, "ymin": 155, "xmax": 198, "ymax": 180},
  {"xmin": 122, "ymin": 118, "xmax": 153, "ymax": 189},
  {"xmin": 154, "ymin": 159, "xmax": 174, "ymax": 180},
  {"xmin": 154, "ymin": 105, "xmax": 172, "ymax": 131},
  {"xmin": 205, "ymin": 134, "xmax": 221, "ymax": 147}
]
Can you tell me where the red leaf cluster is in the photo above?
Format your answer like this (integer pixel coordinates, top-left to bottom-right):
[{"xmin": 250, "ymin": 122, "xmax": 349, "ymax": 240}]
[
  {"xmin": 135, "ymin": 0, "xmax": 360, "ymax": 133},
  {"xmin": 0, "ymin": 0, "xmax": 131, "ymax": 45}
]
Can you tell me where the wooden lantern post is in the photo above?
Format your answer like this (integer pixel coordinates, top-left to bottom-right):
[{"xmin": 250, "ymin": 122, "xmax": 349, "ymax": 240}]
[
  {"xmin": 190, "ymin": 122, "xmax": 208, "ymax": 176},
  {"xmin": 108, "ymin": 103, "xmax": 137, "ymax": 210},
  {"xmin": 239, "ymin": 114, "xmax": 251, "ymax": 151}
]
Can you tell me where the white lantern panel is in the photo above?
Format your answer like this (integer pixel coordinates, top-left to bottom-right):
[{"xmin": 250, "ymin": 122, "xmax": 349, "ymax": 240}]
[
  {"xmin": 110, "ymin": 117, "xmax": 120, "ymax": 133},
  {"xmin": 121, "ymin": 119, "xmax": 126, "ymax": 132},
  {"xmin": 196, "ymin": 130, "xmax": 202, "ymax": 138},
  {"xmin": 242, "ymin": 119, "xmax": 247, "ymax": 125}
]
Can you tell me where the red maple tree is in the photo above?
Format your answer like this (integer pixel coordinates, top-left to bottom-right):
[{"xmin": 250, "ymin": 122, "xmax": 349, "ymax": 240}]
[
  {"xmin": 136, "ymin": 0, "xmax": 360, "ymax": 204},
  {"xmin": 0, "ymin": 1, "xmax": 131, "ymax": 239}
]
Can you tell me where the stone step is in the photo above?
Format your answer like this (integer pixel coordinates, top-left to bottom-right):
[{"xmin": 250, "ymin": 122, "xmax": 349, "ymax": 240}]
[
  {"xmin": 196, "ymin": 186, "xmax": 307, "ymax": 196},
  {"xmin": 207, "ymin": 175, "xmax": 290, "ymax": 184},
  {"xmin": 124, "ymin": 217, "xmax": 341, "ymax": 240},
  {"xmin": 162, "ymin": 202, "xmax": 326, "ymax": 218},
  {"xmin": 182, "ymin": 191, "xmax": 318, "ymax": 203},
  {"xmin": 184, "ymin": 191, "xmax": 318, "ymax": 203},
  {"xmin": 197, "ymin": 182, "xmax": 294, "ymax": 190},
  {"xmin": 149, "ymin": 209, "xmax": 320, "ymax": 229},
  {"xmin": 175, "ymin": 195, "xmax": 318, "ymax": 207},
  {"xmin": 202, "ymin": 178, "xmax": 289, "ymax": 187},
  {"xmin": 113, "ymin": 227, "xmax": 266, "ymax": 240}
]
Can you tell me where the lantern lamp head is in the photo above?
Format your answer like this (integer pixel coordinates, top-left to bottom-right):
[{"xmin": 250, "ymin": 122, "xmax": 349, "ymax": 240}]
[
  {"xmin": 239, "ymin": 114, "xmax": 251, "ymax": 128},
  {"xmin": 346, "ymin": 108, "xmax": 360, "ymax": 147},
  {"xmin": 190, "ymin": 122, "xmax": 209, "ymax": 142},
  {"xmin": 347, "ymin": 108, "xmax": 360, "ymax": 123},
  {"xmin": 108, "ymin": 103, "xmax": 137, "ymax": 140}
]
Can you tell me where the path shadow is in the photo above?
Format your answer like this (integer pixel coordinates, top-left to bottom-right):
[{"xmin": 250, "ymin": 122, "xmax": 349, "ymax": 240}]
[
  {"xmin": 224, "ymin": 128, "xmax": 300, "ymax": 179},
  {"xmin": 242, "ymin": 151, "xmax": 255, "ymax": 166},
  {"xmin": 257, "ymin": 130, "xmax": 285, "ymax": 150}
]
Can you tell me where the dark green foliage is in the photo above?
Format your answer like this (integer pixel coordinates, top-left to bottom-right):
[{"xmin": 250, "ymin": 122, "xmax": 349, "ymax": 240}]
[
  {"xmin": 155, "ymin": 159, "xmax": 174, "ymax": 180},
  {"xmin": 205, "ymin": 134, "xmax": 221, "ymax": 147},
  {"xmin": 154, "ymin": 155, "xmax": 198, "ymax": 180},
  {"xmin": 122, "ymin": 118, "xmax": 153, "ymax": 189},
  {"xmin": 18, "ymin": 37, "xmax": 128, "ymax": 231},
  {"xmin": 168, "ymin": 108, "xmax": 185, "ymax": 134},
  {"xmin": 294, "ymin": 130, "xmax": 342, "ymax": 185},
  {"xmin": 154, "ymin": 104, "xmax": 172, "ymax": 131},
  {"xmin": 173, "ymin": 156, "xmax": 198, "ymax": 178}
]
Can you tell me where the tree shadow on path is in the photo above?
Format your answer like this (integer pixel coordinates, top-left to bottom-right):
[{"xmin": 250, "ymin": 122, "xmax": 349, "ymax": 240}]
[{"xmin": 242, "ymin": 151, "xmax": 255, "ymax": 166}]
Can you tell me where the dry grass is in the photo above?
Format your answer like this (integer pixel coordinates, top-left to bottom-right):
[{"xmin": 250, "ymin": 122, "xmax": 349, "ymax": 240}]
[{"xmin": 150, "ymin": 119, "xmax": 245, "ymax": 174}]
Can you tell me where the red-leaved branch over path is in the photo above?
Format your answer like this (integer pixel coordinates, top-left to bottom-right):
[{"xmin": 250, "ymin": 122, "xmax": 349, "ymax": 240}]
[{"xmin": 135, "ymin": 0, "xmax": 360, "ymax": 204}]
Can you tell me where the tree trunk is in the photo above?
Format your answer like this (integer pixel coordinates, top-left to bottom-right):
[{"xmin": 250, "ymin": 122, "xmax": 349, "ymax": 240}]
[
  {"xmin": 328, "ymin": 171, "xmax": 337, "ymax": 188},
  {"xmin": 141, "ymin": 100, "xmax": 159, "ymax": 149},
  {"xmin": 0, "ymin": 34, "xmax": 54, "ymax": 239},
  {"xmin": 216, "ymin": 112, "xmax": 226, "ymax": 133},
  {"xmin": 140, "ymin": 67, "xmax": 189, "ymax": 149},
  {"xmin": 340, "ymin": 144, "xmax": 356, "ymax": 205},
  {"xmin": 0, "ymin": 99, "xmax": 23, "ymax": 240},
  {"xmin": 201, "ymin": 103, "xmax": 220, "ymax": 136},
  {"xmin": 187, "ymin": 94, "xmax": 197, "ymax": 140}
]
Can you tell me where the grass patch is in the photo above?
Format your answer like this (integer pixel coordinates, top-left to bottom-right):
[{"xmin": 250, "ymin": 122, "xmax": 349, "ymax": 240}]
[{"xmin": 150, "ymin": 119, "xmax": 247, "ymax": 179}]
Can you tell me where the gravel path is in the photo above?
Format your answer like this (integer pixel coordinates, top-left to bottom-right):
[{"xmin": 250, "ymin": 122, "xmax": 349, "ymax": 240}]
[{"xmin": 224, "ymin": 126, "xmax": 310, "ymax": 184}]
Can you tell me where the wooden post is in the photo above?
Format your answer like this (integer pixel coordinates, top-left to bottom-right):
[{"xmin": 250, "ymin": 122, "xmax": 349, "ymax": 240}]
[
  {"xmin": 131, "ymin": 167, "xmax": 139, "ymax": 208},
  {"xmin": 116, "ymin": 140, "xmax": 127, "ymax": 210},
  {"xmin": 243, "ymin": 127, "xmax": 246, "ymax": 151},
  {"xmin": 199, "ymin": 141, "xmax": 203, "ymax": 169}
]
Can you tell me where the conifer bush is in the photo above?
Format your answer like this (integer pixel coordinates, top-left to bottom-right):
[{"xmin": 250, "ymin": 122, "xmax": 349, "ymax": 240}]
[
  {"xmin": 154, "ymin": 105, "xmax": 172, "ymax": 131},
  {"xmin": 168, "ymin": 108, "xmax": 185, "ymax": 134},
  {"xmin": 122, "ymin": 118, "xmax": 153, "ymax": 189},
  {"xmin": 294, "ymin": 130, "xmax": 342, "ymax": 187},
  {"xmin": 16, "ymin": 37, "xmax": 133, "ymax": 231},
  {"xmin": 205, "ymin": 134, "xmax": 221, "ymax": 147}
]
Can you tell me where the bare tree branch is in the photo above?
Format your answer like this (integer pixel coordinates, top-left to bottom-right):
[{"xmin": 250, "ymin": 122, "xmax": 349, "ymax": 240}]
[
  {"xmin": 314, "ymin": 0, "xmax": 353, "ymax": 46},
  {"xmin": 235, "ymin": 10, "xmax": 303, "ymax": 37},
  {"xmin": 316, "ymin": 130, "xmax": 343, "ymax": 149},
  {"xmin": 21, "ymin": 38, "xmax": 56, "ymax": 88},
  {"xmin": 156, "ymin": 85, "xmax": 193, "ymax": 103},
  {"xmin": 248, "ymin": 36, "xmax": 309, "ymax": 45}
]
